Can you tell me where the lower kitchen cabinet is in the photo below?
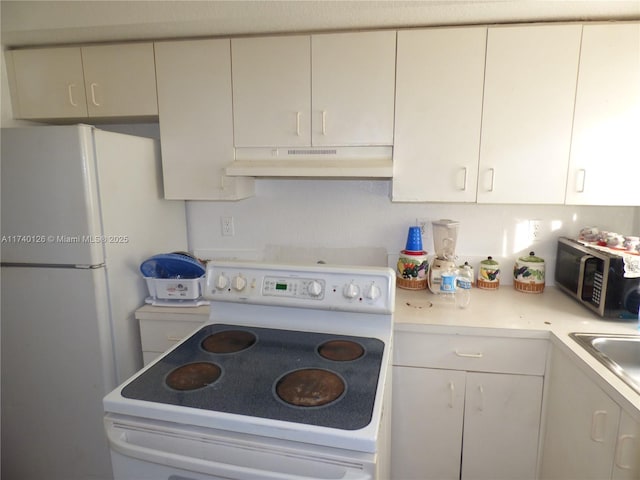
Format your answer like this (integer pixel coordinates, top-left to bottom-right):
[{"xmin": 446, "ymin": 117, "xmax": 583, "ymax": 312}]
[
  {"xmin": 392, "ymin": 367, "xmax": 465, "ymax": 479},
  {"xmin": 540, "ymin": 345, "xmax": 640, "ymax": 480},
  {"xmin": 392, "ymin": 366, "xmax": 542, "ymax": 480},
  {"xmin": 391, "ymin": 331, "xmax": 546, "ymax": 480},
  {"xmin": 135, "ymin": 305, "xmax": 208, "ymax": 365}
]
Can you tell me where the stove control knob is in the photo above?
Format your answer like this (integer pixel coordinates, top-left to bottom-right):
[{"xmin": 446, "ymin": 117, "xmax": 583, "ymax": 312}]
[
  {"xmin": 364, "ymin": 283, "xmax": 381, "ymax": 301},
  {"xmin": 232, "ymin": 275, "xmax": 247, "ymax": 291},
  {"xmin": 307, "ymin": 280, "xmax": 323, "ymax": 297},
  {"xmin": 343, "ymin": 282, "xmax": 360, "ymax": 299},
  {"xmin": 215, "ymin": 274, "xmax": 229, "ymax": 290}
]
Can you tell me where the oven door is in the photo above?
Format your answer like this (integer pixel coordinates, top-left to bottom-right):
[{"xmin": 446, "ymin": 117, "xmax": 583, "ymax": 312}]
[{"xmin": 105, "ymin": 415, "xmax": 374, "ymax": 480}]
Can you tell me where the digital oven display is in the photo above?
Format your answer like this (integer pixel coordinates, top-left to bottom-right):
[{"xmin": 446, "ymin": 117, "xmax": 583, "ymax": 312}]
[{"xmin": 275, "ymin": 283, "xmax": 288, "ymax": 291}]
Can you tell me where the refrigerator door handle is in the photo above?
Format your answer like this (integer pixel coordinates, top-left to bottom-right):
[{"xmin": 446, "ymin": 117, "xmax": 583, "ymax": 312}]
[{"xmin": 1, "ymin": 262, "xmax": 105, "ymax": 269}]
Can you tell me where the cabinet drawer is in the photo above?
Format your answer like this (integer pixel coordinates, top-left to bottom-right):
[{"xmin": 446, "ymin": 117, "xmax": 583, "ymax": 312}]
[
  {"xmin": 394, "ymin": 332, "xmax": 548, "ymax": 375},
  {"xmin": 139, "ymin": 319, "xmax": 203, "ymax": 353}
]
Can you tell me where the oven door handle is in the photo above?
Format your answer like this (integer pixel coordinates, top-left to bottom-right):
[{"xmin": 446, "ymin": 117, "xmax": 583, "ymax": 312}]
[{"xmin": 106, "ymin": 421, "xmax": 372, "ymax": 480}]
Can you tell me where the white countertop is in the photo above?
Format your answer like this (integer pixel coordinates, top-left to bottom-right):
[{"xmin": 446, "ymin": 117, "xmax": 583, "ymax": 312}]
[{"xmin": 395, "ymin": 286, "xmax": 640, "ymax": 418}]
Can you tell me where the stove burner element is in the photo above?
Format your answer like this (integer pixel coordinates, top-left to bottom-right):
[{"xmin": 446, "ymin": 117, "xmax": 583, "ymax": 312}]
[
  {"xmin": 165, "ymin": 362, "xmax": 221, "ymax": 391},
  {"xmin": 318, "ymin": 340, "xmax": 365, "ymax": 362},
  {"xmin": 276, "ymin": 369, "xmax": 345, "ymax": 407},
  {"xmin": 202, "ymin": 330, "xmax": 256, "ymax": 354}
]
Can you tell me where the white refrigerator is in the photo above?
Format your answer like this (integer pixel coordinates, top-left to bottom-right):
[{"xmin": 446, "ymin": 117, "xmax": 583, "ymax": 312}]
[{"xmin": 1, "ymin": 125, "xmax": 188, "ymax": 480}]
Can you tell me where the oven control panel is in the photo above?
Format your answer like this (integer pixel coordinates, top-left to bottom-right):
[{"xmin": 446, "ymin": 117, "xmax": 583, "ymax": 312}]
[
  {"xmin": 204, "ymin": 261, "xmax": 395, "ymax": 313},
  {"xmin": 263, "ymin": 277, "xmax": 326, "ymax": 299}
]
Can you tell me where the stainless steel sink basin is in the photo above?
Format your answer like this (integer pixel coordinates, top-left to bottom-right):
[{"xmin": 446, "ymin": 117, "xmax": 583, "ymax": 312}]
[{"xmin": 570, "ymin": 333, "xmax": 640, "ymax": 394}]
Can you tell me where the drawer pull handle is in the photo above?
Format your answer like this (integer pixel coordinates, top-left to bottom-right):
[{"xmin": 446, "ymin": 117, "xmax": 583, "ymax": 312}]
[
  {"xmin": 167, "ymin": 335, "xmax": 183, "ymax": 342},
  {"xmin": 478, "ymin": 385, "xmax": 485, "ymax": 411},
  {"xmin": 454, "ymin": 350, "xmax": 483, "ymax": 358}
]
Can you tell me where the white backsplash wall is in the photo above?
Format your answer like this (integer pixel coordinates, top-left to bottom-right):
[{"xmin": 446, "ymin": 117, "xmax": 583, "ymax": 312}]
[{"xmin": 188, "ymin": 179, "xmax": 638, "ymax": 285}]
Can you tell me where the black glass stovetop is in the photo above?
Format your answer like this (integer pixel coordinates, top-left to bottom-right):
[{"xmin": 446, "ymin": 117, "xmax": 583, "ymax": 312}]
[{"xmin": 122, "ymin": 324, "xmax": 385, "ymax": 430}]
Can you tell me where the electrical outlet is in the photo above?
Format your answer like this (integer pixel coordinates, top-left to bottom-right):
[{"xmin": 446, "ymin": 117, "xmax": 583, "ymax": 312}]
[
  {"xmin": 529, "ymin": 220, "xmax": 542, "ymax": 243},
  {"xmin": 416, "ymin": 218, "xmax": 428, "ymax": 235},
  {"xmin": 221, "ymin": 216, "xmax": 235, "ymax": 236}
]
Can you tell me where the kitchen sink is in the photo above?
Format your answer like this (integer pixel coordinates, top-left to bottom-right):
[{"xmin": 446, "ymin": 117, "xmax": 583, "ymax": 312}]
[{"xmin": 570, "ymin": 333, "xmax": 640, "ymax": 395}]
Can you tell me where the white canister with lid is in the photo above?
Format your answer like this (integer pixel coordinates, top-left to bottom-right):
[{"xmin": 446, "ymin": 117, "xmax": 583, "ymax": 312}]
[
  {"xmin": 513, "ymin": 251, "xmax": 545, "ymax": 293},
  {"xmin": 478, "ymin": 256, "xmax": 500, "ymax": 290}
]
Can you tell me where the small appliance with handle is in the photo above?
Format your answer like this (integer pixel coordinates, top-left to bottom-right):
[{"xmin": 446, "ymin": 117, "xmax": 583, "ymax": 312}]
[{"xmin": 555, "ymin": 237, "xmax": 640, "ymax": 318}]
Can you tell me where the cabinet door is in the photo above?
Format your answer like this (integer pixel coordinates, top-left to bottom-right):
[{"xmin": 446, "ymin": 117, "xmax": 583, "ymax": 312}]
[
  {"xmin": 541, "ymin": 348, "xmax": 621, "ymax": 480},
  {"xmin": 391, "ymin": 366, "xmax": 465, "ymax": 480},
  {"xmin": 462, "ymin": 372, "xmax": 543, "ymax": 480},
  {"xmin": 155, "ymin": 39, "xmax": 254, "ymax": 200},
  {"xmin": 392, "ymin": 27, "xmax": 486, "ymax": 202},
  {"xmin": 612, "ymin": 410, "xmax": 640, "ymax": 480},
  {"xmin": 232, "ymin": 36, "xmax": 311, "ymax": 147},
  {"xmin": 311, "ymin": 31, "xmax": 396, "ymax": 146},
  {"xmin": 8, "ymin": 47, "xmax": 88, "ymax": 119},
  {"xmin": 478, "ymin": 25, "xmax": 582, "ymax": 204},
  {"xmin": 566, "ymin": 23, "xmax": 640, "ymax": 206},
  {"xmin": 81, "ymin": 43, "xmax": 158, "ymax": 117}
]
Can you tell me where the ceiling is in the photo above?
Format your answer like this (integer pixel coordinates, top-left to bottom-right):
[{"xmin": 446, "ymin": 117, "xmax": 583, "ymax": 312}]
[{"xmin": 2, "ymin": 0, "xmax": 639, "ymax": 48}]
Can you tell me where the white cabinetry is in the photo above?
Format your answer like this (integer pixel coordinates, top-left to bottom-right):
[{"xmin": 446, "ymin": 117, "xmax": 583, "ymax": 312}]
[
  {"xmin": 8, "ymin": 47, "xmax": 88, "ymax": 119},
  {"xmin": 477, "ymin": 25, "xmax": 582, "ymax": 204},
  {"xmin": 8, "ymin": 43, "xmax": 158, "ymax": 119},
  {"xmin": 310, "ymin": 31, "xmax": 396, "ymax": 146},
  {"xmin": 392, "ymin": 331, "xmax": 546, "ymax": 480},
  {"xmin": 135, "ymin": 305, "xmax": 208, "ymax": 365},
  {"xmin": 541, "ymin": 346, "xmax": 640, "ymax": 480},
  {"xmin": 392, "ymin": 366, "xmax": 465, "ymax": 479},
  {"xmin": 231, "ymin": 31, "xmax": 396, "ymax": 147},
  {"xmin": 565, "ymin": 23, "xmax": 640, "ymax": 206},
  {"xmin": 392, "ymin": 27, "xmax": 486, "ymax": 202},
  {"xmin": 232, "ymin": 35, "xmax": 310, "ymax": 147},
  {"xmin": 155, "ymin": 39, "xmax": 254, "ymax": 200},
  {"xmin": 81, "ymin": 43, "xmax": 158, "ymax": 117}
]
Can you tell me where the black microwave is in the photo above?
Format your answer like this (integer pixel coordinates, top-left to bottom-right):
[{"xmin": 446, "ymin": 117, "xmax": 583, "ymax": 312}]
[{"xmin": 555, "ymin": 237, "xmax": 640, "ymax": 319}]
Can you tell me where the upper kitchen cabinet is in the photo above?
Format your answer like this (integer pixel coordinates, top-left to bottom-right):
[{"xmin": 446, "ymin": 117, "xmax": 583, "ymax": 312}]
[
  {"xmin": 7, "ymin": 43, "xmax": 158, "ymax": 120},
  {"xmin": 231, "ymin": 31, "xmax": 396, "ymax": 147},
  {"xmin": 477, "ymin": 24, "xmax": 582, "ymax": 204},
  {"xmin": 7, "ymin": 47, "xmax": 88, "ymax": 119},
  {"xmin": 155, "ymin": 39, "xmax": 254, "ymax": 200},
  {"xmin": 565, "ymin": 23, "xmax": 640, "ymax": 206},
  {"xmin": 392, "ymin": 27, "xmax": 487, "ymax": 202},
  {"xmin": 310, "ymin": 31, "xmax": 396, "ymax": 146},
  {"xmin": 232, "ymin": 35, "xmax": 311, "ymax": 147},
  {"xmin": 81, "ymin": 43, "xmax": 158, "ymax": 117}
]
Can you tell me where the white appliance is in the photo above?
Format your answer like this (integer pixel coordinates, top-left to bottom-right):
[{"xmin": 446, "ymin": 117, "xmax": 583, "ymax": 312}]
[
  {"xmin": 1, "ymin": 125, "xmax": 188, "ymax": 480},
  {"xmin": 104, "ymin": 260, "xmax": 395, "ymax": 480}
]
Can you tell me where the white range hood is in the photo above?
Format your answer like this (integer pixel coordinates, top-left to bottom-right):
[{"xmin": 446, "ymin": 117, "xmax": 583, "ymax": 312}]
[{"xmin": 226, "ymin": 146, "xmax": 393, "ymax": 178}]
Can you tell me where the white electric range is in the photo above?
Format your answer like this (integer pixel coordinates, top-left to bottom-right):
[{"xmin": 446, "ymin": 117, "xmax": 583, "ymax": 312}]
[{"xmin": 104, "ymin": 260, "xmax": 395, "ymax": 480}]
